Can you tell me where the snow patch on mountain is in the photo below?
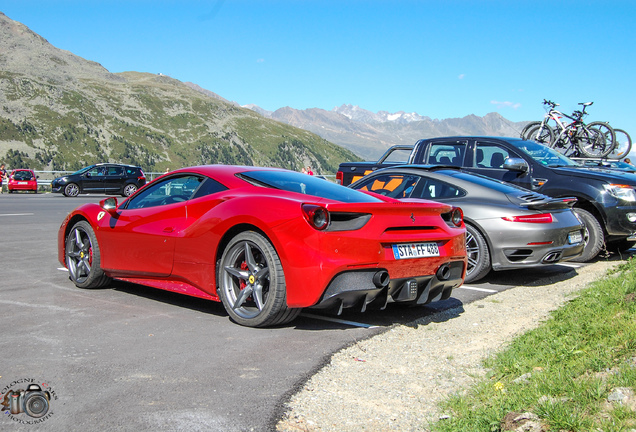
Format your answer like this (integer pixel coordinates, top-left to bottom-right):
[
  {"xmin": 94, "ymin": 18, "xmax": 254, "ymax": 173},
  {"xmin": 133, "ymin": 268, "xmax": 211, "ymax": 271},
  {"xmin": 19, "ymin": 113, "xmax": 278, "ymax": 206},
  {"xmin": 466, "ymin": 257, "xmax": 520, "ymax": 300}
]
[{"xmin": 332, "ymin": 104, "xmax": 431, "ymax": 124}]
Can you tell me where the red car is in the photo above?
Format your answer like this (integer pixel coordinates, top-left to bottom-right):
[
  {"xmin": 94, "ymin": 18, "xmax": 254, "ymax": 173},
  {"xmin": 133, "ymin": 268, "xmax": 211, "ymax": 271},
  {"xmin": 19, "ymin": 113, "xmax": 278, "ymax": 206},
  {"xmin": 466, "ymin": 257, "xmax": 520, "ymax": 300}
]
[
  {"xmin": 8, "ymin": 169, "xmax": 38, "ymax": 193},
  {"xmin": 58, "ymin": 165, "xmax": 466, "ymax": 327}
]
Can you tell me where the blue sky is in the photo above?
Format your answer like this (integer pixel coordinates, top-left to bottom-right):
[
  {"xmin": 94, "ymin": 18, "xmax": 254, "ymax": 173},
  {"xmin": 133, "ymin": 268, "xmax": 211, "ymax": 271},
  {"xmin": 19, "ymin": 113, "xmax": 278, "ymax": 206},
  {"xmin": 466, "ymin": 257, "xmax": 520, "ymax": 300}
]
[{"xmin": 3, "ymin": 1, "xmax": 635, "ymax": 138}]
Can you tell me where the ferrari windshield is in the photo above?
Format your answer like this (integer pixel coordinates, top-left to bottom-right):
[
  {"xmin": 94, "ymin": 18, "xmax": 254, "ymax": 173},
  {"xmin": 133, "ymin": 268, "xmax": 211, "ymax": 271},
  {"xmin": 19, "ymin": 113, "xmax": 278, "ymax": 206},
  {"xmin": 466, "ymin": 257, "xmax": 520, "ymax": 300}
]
[
  {"xmin": 515, "ymin": 140, "xmax": 578, "ymax": 167},
  {"xmin": 240, "ymin": 170, "xmax": 382, "ymax": 203}
]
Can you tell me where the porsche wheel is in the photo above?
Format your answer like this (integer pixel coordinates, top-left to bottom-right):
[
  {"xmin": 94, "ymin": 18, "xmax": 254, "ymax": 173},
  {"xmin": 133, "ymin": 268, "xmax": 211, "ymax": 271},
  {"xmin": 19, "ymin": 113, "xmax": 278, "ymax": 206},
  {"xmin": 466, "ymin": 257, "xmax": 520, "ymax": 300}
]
[
  {"xmin": 64, "ymin": 183, "xmax": 80, "ymax": 197},
  {"xmin": 218, "ymin": 231, "xmax": 300, "ymax": 327},
  {"xmin": 464, "ymin": 224, "xmax": 491, "ymax": 284},
  {"xmin": 66, "ymin": 220, "xmax": 112, "ymax": 288}
]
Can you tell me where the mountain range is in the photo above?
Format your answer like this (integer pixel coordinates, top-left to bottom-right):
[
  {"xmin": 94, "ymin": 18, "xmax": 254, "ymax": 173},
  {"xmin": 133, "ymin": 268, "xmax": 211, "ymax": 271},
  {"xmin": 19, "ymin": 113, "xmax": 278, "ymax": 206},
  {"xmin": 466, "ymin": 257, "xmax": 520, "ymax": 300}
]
[
  {"xmin": 243, "ymin": 104, "xmax": 527, "ymax": 160},
  {"xmin": 0, "ymin": 11, "xmax": 527, "ymax": 172}
]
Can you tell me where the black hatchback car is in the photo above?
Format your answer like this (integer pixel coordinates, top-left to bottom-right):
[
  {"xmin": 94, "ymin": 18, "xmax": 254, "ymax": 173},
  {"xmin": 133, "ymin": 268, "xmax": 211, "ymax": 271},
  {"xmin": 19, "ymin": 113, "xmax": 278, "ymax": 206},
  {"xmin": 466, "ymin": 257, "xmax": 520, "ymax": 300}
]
[{"xmin": 51, "ymin": 163, "xmax": 146, "ymax": 197}]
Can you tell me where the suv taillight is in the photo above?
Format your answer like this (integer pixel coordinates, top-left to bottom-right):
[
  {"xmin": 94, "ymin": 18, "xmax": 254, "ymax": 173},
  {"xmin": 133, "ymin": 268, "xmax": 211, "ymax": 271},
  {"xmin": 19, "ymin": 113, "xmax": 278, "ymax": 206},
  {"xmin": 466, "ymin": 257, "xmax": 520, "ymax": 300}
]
[{"xmin": 335, "ymin": 171, "xmax": 343, "ymax": 185}]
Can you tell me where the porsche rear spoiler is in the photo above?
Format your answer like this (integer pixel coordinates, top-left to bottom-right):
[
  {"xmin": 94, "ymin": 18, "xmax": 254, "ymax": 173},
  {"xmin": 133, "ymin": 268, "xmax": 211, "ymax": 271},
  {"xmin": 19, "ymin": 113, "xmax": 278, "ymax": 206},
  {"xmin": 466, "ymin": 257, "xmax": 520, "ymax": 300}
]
[{"xmin": 521, "ymin": 197, "xmax": 578, "ymax": 211}]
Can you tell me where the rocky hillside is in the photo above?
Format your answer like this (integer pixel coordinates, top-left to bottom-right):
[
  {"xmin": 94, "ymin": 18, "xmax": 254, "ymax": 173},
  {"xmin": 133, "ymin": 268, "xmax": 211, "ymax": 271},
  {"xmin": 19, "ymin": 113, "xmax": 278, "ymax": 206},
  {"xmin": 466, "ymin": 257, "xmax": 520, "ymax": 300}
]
[{"xmin": 0, "ymin": 12, "xmax": 358, "ymax": 173}]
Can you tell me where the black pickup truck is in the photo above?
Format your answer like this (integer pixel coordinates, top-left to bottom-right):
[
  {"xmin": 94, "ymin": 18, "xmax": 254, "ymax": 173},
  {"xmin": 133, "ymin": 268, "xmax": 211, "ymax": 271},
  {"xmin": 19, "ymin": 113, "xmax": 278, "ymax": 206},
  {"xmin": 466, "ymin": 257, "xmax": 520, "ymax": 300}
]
[{"xmin": 337, "ymin": 136, "xmax": 636, "ymax": 262}]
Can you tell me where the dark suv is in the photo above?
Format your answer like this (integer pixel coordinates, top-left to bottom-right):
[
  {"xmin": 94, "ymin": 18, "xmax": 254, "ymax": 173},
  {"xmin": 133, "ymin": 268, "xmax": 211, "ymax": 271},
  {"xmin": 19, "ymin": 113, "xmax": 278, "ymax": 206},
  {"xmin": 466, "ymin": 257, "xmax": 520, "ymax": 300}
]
[
  {"xmin": 51, "ymin": 163, "xmax": 146, "ymax": 197},
  {"xmin": 409, "ymin": 137, "xmax": 636, "ymax": 261}
]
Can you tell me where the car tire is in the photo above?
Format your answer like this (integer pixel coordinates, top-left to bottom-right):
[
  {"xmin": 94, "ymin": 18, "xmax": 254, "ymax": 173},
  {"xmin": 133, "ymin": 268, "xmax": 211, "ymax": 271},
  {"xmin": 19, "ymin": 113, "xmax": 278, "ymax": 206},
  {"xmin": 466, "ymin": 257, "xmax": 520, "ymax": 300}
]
[
  {"xmin": 572, "ymin": 208, "xmax": 604, "ymax": 262},
  {"xmin": 464, "ymin": 223, "xmax": 491, "ymax": 284},
  {"xmin": 122, "ymin": 184, "xmax": 137, "ymax": 197},
  {"xmin": 217, "ymin": 231, "xmax": 301, "ymax": 327},
  {"xmin": 64, "ymin": 183, "xmax": 80, "ymax": 197},
  {"xmin": 65, "ymin": 220, "xmax": 112, "ymax": 289}
]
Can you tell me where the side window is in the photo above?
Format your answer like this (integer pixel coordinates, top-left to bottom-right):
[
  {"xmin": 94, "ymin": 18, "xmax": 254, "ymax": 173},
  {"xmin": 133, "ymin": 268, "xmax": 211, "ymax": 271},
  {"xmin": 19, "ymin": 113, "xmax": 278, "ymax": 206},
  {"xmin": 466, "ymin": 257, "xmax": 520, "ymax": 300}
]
[
  {"xmin": 411, "ymin": 178, "xmax": 465, "ymax": 199},
  {"xmin": 475, "ymin": 144, "xmax": 512, "ymax": 169},
  {"xmin": 88, "ymin": 166, "xmax": 106, "ymax": 176},
  {"xmin": 382, "ymin": 148, "xmax": 414, "ymax": 163},
  {"xmin": 107, "ymin": 166, "xmax": 124, "ymax": 176},
  {"xmin": 357, "ymin": 174, "xmax": 421, "ymax": 199},
  {"xmin": 125, "ymin": 175, "xmax": 204, "ymax": 209},
  {"xmin": 191, "ymin": 177, "xmax": 228, "ymax": 199},
  {"xmin": 427, "ymin": 143, "xmax": 466, "ymax": 166}
]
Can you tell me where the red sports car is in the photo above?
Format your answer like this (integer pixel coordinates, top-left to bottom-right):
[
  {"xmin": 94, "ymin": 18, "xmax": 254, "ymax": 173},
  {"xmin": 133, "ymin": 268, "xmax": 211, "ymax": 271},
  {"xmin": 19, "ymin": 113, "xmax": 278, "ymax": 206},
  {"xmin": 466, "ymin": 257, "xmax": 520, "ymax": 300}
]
[
  {"xmin": 8, "ymin": 169, "xmax": 38, "ymax": 193},
  {"xmin": 58, "ymin": 165, "xmax": 466, "ymax": 327}
]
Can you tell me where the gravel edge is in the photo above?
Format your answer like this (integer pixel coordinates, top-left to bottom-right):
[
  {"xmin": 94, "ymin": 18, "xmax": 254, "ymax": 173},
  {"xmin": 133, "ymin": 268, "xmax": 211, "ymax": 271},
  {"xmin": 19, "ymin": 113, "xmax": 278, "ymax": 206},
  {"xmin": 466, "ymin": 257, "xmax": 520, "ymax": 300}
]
[{"xmin": 276, "ymin": 260, "xmax": 620, "ymax": 432}]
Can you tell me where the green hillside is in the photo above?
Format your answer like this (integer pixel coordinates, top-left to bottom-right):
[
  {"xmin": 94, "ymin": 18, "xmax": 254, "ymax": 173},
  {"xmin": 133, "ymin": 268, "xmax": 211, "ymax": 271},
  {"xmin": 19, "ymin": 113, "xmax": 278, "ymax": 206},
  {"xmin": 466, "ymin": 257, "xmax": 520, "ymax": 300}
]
[{"xmin": 0, "ymin": 13, "xmax": 360, "ymax": 173}]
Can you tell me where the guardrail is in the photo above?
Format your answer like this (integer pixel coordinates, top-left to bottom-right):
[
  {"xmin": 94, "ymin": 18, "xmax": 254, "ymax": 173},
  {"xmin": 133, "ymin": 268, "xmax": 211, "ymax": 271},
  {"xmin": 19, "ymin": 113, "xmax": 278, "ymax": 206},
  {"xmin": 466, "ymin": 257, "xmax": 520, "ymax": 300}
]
[{"xmin": 1, "ymin": 171, "xmax": 336, "ymax": 190}]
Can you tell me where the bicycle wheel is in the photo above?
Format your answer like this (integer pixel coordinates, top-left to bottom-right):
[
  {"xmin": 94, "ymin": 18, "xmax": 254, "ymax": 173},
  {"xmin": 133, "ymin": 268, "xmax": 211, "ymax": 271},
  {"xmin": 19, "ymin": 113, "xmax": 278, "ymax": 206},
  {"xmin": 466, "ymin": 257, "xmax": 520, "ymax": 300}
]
[
  {"xmin": 577, "ymin": 124, "xmax": 614, "ymax": 158},
  {"xmin": 520, "ymin": 121, "xmax": 541, "ymax": 140},
  {"xmin": 526, "ymin": 124, "xmax": 554, "ymax": 145},
  {"xmin": 610, "ymin": 128, "xmax": 632, "ymax": 159},
  {"xmin": 587, "ymin": 121, "xmax": 616, "ymax": 154}
]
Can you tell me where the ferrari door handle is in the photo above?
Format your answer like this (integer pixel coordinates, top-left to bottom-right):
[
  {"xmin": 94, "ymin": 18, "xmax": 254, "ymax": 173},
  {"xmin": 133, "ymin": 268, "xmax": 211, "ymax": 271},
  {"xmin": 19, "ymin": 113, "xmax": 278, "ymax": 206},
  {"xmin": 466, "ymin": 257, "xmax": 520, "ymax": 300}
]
[{"xmin": 163, "ymin": 227, "xmax": 175, "ymax": 233}]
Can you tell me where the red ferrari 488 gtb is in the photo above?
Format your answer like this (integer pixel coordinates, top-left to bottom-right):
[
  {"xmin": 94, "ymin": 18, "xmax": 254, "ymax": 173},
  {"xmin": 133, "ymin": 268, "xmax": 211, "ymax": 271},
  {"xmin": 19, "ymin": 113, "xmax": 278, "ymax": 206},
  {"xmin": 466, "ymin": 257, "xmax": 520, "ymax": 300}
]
[{"xmin": 58, "ymin": 165, "xmax": 466, "ymax": 327}]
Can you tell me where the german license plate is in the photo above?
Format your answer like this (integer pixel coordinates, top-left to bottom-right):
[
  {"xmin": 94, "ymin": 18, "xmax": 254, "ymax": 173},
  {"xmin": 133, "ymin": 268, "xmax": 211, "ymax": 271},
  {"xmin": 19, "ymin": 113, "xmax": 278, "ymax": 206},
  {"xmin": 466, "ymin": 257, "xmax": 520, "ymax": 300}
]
[
  {"xmin": 392, "ymin": 242, "xmax": 440, "ymax": 259},
  {"xmin": 568, "ymin": 230, "xmax": 583, "ymax": 244},
  {"xmin": 18, "ymin": 182, "xmax": 27, "ymax": 185}
]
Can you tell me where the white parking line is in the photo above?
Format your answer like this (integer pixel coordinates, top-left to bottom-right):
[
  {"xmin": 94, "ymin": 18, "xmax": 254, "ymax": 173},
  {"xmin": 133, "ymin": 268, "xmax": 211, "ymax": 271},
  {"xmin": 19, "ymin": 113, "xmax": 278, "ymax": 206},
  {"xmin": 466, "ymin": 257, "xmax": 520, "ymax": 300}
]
[
  {"xmin": 457, "ymin": 285, "xmax": 498, "ymax": 293},
  {"xmin": 301, "ymin": 312, "xmax": 379, "ymax": 328},
  {"xmin": 58, "ymin": 268, "xmax": 69, "ymax": 272},
  {"xmin": 0, "ymin": 213, "xmax": 34, "ymax": 217}
]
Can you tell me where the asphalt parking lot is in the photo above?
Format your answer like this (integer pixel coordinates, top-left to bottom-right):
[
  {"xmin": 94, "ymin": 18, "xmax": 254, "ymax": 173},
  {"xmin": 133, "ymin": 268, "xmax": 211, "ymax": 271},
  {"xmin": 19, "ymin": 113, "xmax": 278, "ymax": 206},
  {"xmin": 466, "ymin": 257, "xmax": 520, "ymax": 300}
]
[{"xmin": 0, "ymin": 193, "xmax": 622, "ymax": 431}]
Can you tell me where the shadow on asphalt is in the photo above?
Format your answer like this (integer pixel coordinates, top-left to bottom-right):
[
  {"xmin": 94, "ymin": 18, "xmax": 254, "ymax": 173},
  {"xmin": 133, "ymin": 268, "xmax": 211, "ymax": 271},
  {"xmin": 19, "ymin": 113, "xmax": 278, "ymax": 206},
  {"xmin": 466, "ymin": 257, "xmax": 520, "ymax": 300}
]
[
  {"xmin": 106, "ymin": 279, "xmax": 467, "ymax": 331},
  {"xmin": 94, "ymin": 249, "xmax": 635, "ymax": 332},
  {"xmin": 109, "ymin": 279, "xmax": 228, "ymax": 317},
  {"xmin": 294, "ymin": 297, "xmax": 466, "ymax": 331}
]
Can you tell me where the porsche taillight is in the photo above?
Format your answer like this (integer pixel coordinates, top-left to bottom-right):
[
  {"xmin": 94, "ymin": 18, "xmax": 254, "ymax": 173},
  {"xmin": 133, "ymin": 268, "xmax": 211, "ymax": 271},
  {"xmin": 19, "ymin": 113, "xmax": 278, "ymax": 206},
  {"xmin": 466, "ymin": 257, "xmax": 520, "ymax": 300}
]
[
  {"xmin": 302, "ymin": 204, "xmax": 330, "ymax": 230},
  {"xmin": 502, "ymin": 213, "xmax": 554, "ymax": 223}
]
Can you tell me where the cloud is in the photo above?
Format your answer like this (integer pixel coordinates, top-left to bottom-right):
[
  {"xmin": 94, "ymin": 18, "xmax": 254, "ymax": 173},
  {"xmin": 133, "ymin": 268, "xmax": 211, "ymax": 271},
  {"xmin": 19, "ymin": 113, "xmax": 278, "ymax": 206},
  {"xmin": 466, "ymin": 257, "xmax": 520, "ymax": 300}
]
[
  {"xmin": 256, "ymin": 58, "xmax": 265, "ymax": 63},
  {"xmin": 458, "ymin": 74, "xmax": 465, "ymax": 80},
  {"xmin": 491, "ymin": 100, "xmax": 521, "ymax": 110}
]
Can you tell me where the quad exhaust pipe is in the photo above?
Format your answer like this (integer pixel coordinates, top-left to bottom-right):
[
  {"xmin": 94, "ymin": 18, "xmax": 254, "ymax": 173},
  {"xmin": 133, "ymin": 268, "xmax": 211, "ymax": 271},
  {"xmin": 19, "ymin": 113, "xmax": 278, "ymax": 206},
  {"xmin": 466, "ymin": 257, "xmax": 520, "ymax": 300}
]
[
  {"xmin": 372, "ymin": 270, "xmax": 390, "ymax": 288},
  {"xmin": 436, "ymin": 263, "xmax": 452, "ymax": 281},
  {"xmin": 542, "ymin": 251, "xmax": 562, "ymax": 263}
]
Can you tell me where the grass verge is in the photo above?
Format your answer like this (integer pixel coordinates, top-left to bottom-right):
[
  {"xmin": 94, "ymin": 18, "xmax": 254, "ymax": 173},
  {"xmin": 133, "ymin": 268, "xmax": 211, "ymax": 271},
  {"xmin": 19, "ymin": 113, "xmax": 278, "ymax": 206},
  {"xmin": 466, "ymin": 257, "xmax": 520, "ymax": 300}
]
[{"xmin": 432, "ymin": 258, "xmax": 636, "ymax": 432}]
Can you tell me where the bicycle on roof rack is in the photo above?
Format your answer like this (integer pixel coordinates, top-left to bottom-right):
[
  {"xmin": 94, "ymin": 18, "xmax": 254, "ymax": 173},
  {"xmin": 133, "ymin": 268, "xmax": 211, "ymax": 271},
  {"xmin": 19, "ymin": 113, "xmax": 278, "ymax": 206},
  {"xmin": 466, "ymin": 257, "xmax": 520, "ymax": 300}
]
[
  {"xmin": 521, "ymin": 99, "xmax": 616, "ymax": 158},
  {"xmin": 608, "ymin": 128, "xmax": 632, "ymax": 160}
]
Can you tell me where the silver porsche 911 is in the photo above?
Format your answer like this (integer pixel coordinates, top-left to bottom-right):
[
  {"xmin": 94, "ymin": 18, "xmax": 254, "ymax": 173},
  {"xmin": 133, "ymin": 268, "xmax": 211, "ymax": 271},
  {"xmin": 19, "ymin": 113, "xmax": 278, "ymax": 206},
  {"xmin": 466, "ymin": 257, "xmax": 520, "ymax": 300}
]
[{"xmin": 350, "ymin": 166, "xmax": 585, "ymax": 283}]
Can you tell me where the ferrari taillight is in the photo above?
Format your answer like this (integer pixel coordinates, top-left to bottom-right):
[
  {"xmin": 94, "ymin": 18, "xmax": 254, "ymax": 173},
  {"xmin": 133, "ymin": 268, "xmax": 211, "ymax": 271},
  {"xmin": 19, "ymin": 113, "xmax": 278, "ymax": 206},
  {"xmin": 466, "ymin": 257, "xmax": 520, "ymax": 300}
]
[
  {"xmin": 450, "ymin": 207, "xmax": 463, "ymax": 227},
  {"xmin": 502, "ymin": 213, "xmax": 554, "ymax": 223},
  {"xmin": 302, "ymin": 204, "xmax": 330, "ymax": 230},
  {"xmin": 442, "ymin": 207, "xmax": 463, "ymax": 228}
]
